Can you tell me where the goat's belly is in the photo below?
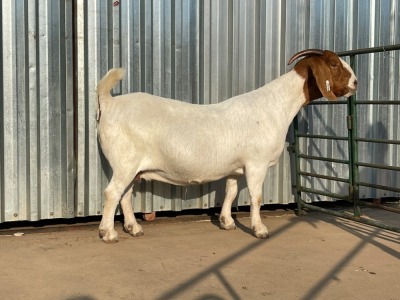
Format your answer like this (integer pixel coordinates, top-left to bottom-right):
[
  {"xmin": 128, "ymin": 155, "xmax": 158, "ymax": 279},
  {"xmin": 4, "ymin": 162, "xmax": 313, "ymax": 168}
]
[{"xmin": 139, "ymin": 167, "xmax": 244, "ymax": 186}]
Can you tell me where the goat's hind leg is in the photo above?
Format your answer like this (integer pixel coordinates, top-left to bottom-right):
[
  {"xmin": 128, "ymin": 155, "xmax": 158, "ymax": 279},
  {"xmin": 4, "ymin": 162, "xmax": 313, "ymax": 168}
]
[
  {"xmin": 99, "ymin": 175, "xmax": 134, "ymax": 243},
  {"xmin": 120, "ymin": 188, "xmax": 143, "ymax": 237},
  {"xmin": 219, "ymin": 176, "xmax": 238, "ymax": 230}
]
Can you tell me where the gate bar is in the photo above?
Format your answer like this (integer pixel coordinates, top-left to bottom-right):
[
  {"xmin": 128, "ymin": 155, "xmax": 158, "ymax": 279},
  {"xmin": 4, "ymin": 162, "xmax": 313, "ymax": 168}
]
[
  {"xmin": 359, "ymin": 200, "xmax": 400, "ymax": 214},
  {"xmin": 357, "ymin": 182, "xmax": 400, "ymax": 194},
  {"xmin": 356, "ymin": 137, "xmax": 400, "ymax": 145},
  {"xmin": 296, "ymin": 134, "xmax": 348, "ymax": 141},
  {"xmin": 297, "ymin": 154, "xmax": 349, "ymax": 164},
  {"xmin": 298, "ymin": 171, "xmax": 349, "ymax": 183},
  {"xmin": 355, "ymin": 100, "xmax": 400, "ymax": 105},
  {"xmin": 298, "ymin": 187, "xmax": 349, "ymax": 200},
  {"xmin": 357, "ymin": 162, "xmax": 400, "ymax": 172},
  {"xmin": 337, "ymin": 44, "xmax": 400, "ymax": 56}
]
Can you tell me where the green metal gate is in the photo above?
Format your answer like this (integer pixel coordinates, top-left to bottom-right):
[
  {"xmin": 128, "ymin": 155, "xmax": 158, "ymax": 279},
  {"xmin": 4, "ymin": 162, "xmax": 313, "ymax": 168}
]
[{"xmin": 293, "ymin": 44, "xmax": 400, "ymax": 233}]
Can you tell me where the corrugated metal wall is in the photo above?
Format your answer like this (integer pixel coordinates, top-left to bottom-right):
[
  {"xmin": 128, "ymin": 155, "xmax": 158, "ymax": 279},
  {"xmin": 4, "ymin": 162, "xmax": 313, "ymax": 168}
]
[
  {"xmin": 1, "ymin": 0, "xmax": 399, "ymax": 222},
  {"xmin": 75, "ymin": 0, "xmax": 292, "ymax": 217},
  {"xmin": 0, "ymin": 0, "xmax": 75, "ymax": 223}
]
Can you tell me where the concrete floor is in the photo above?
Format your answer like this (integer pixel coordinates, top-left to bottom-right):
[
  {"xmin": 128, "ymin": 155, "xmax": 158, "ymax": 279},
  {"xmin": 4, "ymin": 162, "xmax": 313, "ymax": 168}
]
[{"xmin": 0, "ymin": 208, "xmax": 399, "ymax": 300}]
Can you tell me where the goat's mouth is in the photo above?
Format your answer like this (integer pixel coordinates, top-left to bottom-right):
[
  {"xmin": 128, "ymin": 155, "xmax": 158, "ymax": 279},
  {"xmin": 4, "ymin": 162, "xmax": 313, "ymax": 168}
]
[{"xmin": 344, "ymin": 87, "xmax": 357, "ymax": 98}]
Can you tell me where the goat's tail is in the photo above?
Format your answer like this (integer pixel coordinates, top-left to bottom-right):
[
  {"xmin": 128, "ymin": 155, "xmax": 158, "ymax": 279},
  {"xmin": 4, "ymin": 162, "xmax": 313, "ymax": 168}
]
[{"xmin": 97, "ymin": 68, "xmax": 125, "ymax": 99}]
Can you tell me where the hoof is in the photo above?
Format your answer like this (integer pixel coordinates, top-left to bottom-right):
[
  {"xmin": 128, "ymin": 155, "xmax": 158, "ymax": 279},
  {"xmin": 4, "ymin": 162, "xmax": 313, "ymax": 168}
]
[
  {"xmin": 220, "ymin": 222, "xmax": 237, "ymax": 231},
  {"xmin": 131, "ymin": 230, "xmax": 144, "ymax": 237},
  {"xmin": 219, "ymin": 216, "xmax": 236, "ymax": 231},
  {"xmin": 252, "ymin": 224, "xmax": 269, "ymax": 239},
  {"xmin": 99, "ymin": 229, "xmax": 119, "ymax": 243},
  {"xmin": 255, "ymin": 231, "xmax": 270, "ymax": 239},
  {"xmin": 103, "ymin": 237, "xmax": 119, "ymax": 243},
  {"xmin": 124, "ymin": 223, "xmax": 144, "ymax": 237}
]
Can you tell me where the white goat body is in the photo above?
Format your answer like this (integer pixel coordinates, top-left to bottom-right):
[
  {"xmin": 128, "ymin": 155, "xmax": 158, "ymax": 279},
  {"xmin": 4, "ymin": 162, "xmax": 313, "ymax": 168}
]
[
  {"xmin": 96, "ymin": 50, "xmax": 357, "ymax": 243},
  {"xmin": 98, "ymin": 71, "xmax": 303, "ymax": 186}
]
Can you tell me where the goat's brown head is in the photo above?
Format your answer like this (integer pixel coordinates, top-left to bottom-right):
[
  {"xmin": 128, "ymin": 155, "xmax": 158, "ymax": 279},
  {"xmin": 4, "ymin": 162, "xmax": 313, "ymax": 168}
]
[{"xmin": 288, "ymin": 49, "xmax": 357, "ymax": 104}]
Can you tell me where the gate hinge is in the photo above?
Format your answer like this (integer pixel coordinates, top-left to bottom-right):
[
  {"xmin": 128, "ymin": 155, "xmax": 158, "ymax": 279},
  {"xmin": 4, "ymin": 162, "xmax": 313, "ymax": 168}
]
[
  {"xmin": 347, "ymin": 115, "xmax": 353, "ymax": 130},
  {"xmin": 287, "ymin": 144, "xmax": 296, "ymax": 153},
  {"xmin": 348, "ymin": 185, "xmax": 354, "ymax": 202}
]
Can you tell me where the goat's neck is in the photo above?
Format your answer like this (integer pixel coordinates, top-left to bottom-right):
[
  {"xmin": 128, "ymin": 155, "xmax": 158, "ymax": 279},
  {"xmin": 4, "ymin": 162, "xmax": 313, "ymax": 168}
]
[{"xmin": 257, "ymin": 70, "xmax": 307, "ymax": 129}]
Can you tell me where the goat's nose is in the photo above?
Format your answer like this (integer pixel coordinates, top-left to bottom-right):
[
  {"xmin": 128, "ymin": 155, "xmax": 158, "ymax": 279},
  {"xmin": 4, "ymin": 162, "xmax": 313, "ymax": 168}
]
[{"xmin": 354, "ymin": 80, "xmax": 358, "ymax": 86}]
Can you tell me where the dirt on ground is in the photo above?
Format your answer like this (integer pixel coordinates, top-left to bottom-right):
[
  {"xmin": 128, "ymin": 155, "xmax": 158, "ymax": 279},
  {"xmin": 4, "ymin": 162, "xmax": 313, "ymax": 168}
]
[{"xmin": 0, "ymin": 208, "xmax": 399, "ymax": 300}]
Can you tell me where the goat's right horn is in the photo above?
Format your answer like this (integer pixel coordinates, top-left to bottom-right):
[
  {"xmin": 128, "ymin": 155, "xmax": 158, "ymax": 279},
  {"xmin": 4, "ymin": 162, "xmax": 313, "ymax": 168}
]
[{"xmin": 287, "ymin": 49, "xmax": 325, "ymax": 65}]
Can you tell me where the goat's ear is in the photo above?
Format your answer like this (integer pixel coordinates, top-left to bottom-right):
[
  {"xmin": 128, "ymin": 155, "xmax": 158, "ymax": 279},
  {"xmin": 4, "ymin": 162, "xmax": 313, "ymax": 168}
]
[{"xmin": 309, "ymin": 59, "xmax": 337, "ymax": 100}]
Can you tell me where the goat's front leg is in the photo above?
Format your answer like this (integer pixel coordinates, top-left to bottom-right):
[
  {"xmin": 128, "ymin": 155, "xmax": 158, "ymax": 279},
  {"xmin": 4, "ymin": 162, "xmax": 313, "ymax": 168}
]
[
  {"xmin": 219, "ymin": 176, "xmax": 238, "ymax": 230},
  {"xmin": 246, "ymin": 169, "xmax": 269, "ymax": 239},
  {"xmin": 99, "ymin": 176, "xmax": 131, "ymax": 243},
  {"xmin": 120, "ymin": 189, "xmax": 143, "ymax": 237}
]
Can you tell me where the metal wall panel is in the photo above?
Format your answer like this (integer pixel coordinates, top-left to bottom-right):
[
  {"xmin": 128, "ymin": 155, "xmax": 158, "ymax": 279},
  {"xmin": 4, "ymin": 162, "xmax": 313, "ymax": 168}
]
[
  {"xmin": 0, "ymin": 0, "xmax": 74, "ymax": 222},
  {"xmin": 75, "ymin": 0, "xmax": 295, "ymax": 217}
]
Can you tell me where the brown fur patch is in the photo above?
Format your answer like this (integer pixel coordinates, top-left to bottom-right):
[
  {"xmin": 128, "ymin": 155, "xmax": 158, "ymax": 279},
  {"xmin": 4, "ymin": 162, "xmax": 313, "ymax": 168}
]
[{"xmin": 293, "ymin": 51, "xmax": 352, "ymax": 104}]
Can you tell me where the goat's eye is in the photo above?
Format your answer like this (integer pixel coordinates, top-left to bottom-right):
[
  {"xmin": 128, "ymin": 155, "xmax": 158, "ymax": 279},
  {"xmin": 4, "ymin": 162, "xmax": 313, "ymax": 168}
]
[{"xmin": 330, "ymin": 64, "xmax": 339, "ymax": 68}]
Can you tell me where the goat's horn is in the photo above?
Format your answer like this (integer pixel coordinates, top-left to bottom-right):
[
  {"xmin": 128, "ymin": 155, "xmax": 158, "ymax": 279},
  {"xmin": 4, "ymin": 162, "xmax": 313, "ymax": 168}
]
[{"xmin": 287, "ymin": 49, "xmax": 325, "ymax": 65}]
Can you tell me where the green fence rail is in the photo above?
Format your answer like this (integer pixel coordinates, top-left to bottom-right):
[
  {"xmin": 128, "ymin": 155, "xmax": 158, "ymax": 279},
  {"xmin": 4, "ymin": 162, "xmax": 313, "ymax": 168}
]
[{"xmin": 292, "ymin": 44, "xmax": 400, "ymax": 233}]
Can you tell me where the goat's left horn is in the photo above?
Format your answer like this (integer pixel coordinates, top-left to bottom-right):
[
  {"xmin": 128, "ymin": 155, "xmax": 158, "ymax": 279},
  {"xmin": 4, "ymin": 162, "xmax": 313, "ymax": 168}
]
[{"xmin": 287, "ymin": 49, "xmax": 325, "ymax": 65}]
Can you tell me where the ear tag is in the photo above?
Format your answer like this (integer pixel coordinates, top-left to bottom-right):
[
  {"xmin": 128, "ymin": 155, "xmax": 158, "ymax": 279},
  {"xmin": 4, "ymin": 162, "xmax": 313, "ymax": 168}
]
[
  {"xmin": 325, "ymin": 80, "xmax": 331, "ymax": 92},
  {"xmin": 96, "ymin": 96, "xmax": 101, "ymax": 122}
]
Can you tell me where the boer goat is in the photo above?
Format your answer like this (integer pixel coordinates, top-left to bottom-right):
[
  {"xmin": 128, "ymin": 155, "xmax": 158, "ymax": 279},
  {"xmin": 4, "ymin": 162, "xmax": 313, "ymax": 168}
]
[{"xmin": 96, "ymin": 49, "xmax": 357, "ymax": 243}]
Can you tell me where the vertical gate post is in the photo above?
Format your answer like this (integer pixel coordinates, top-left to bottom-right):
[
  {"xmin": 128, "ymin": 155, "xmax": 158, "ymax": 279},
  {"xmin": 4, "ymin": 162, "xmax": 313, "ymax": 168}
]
[
  {"xmin": 293, "ymin": 115, "xmax": 303, "ymax": 216},
  {"xmin": 347, "ymin": 55, "xmax": 361, "ymax": 217}
]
